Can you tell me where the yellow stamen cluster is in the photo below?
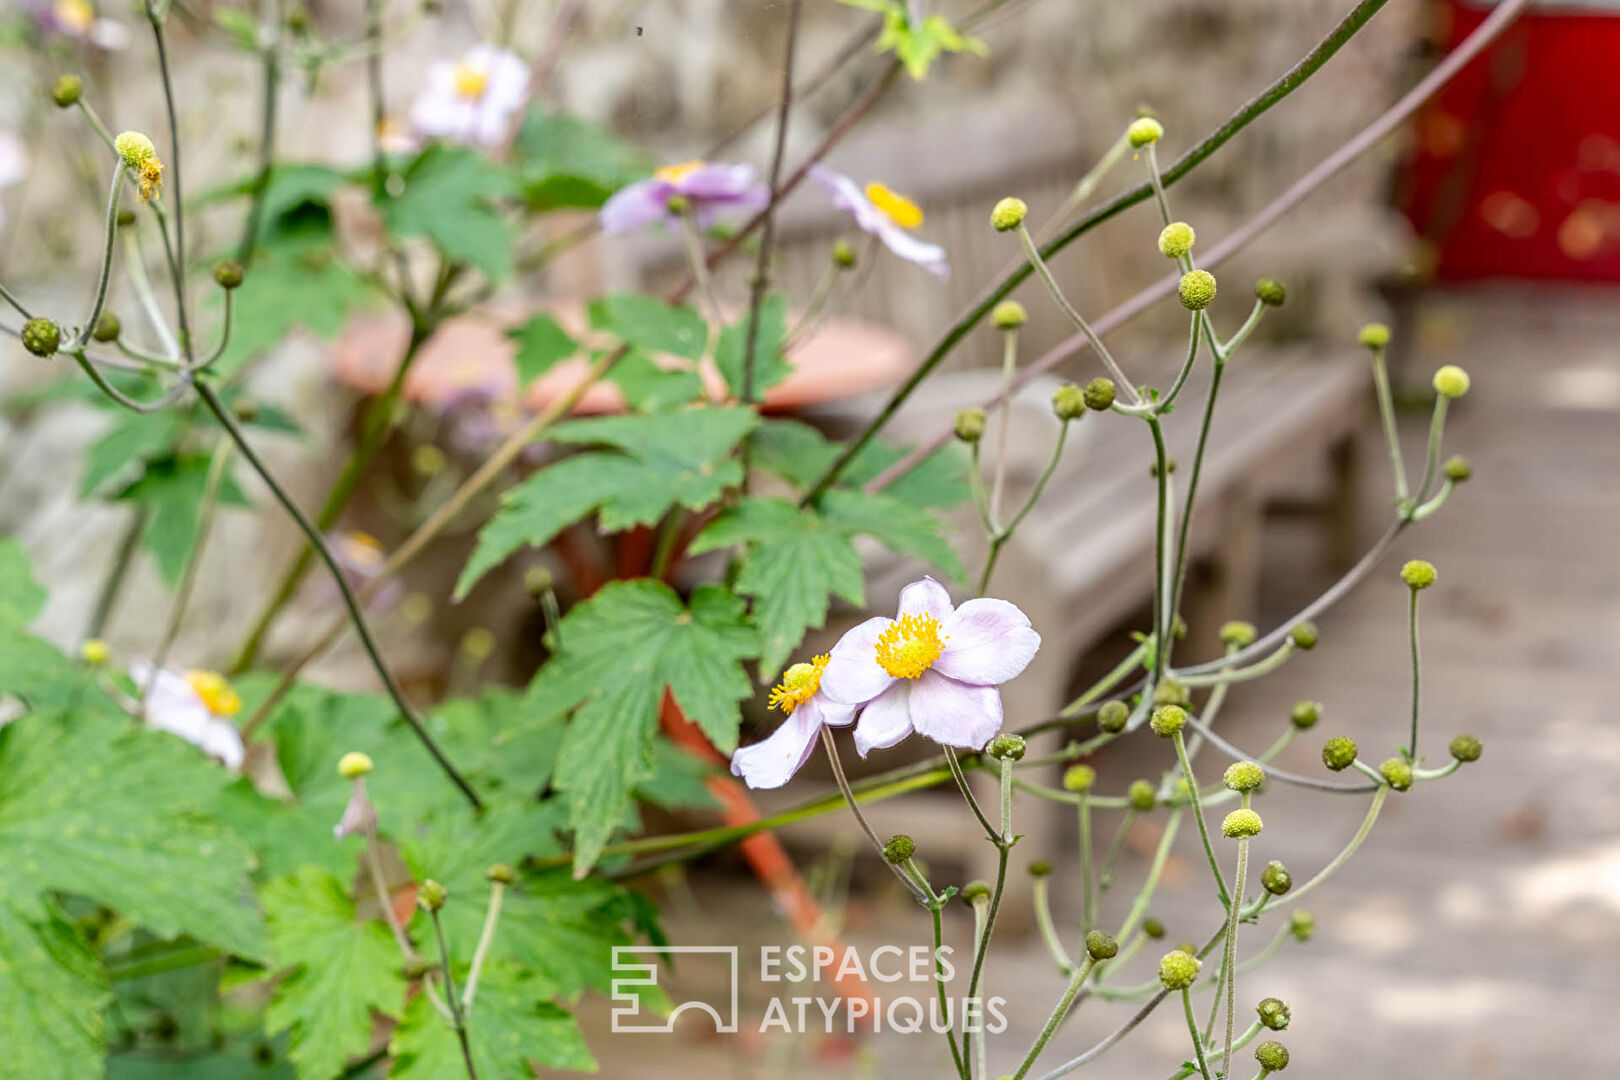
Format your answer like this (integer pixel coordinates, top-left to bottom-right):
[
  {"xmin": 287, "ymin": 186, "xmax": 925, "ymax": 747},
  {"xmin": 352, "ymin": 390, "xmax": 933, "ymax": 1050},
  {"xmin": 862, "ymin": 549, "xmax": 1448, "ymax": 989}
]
[
  {"xmin": 655, "ymin": 159, "xmax": 705, "ymax": 184},
  {"xmin": 769, "ymin": 654, "xmax": 829, "ymax": 714},
  {"xmin": 55, "ymin": 0, "xmax": 94, "ymax": 34},
  {"xmin": 874, "ymin": 614, "xmax": 947, "ymax": 679},
  {"xmin": 185, "ymin": 670, "xmax": 241, "ymax": 717},
  {"xmin": 866, "ymin": 182, "xmax": 924, "ymax": 229},
  {"xmin": 138, "ymin": 158, "xmax": 163, "ymax": 203},
  {"xmin": 452, "ymin": 61, "xmax": 489, "ymax": 99}
]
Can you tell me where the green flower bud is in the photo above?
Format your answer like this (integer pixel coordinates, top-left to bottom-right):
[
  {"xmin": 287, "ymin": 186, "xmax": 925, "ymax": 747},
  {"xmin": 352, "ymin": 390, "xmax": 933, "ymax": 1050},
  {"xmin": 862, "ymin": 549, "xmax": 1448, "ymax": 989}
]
[
  {"xmin": 1255, "ymin": 1039, "xmax": 1290, "ymax": 1072},
  {"xmin": 1152, "ymin": 679, "xmax": 1190, "ymax": 708},
  {"xmin": 1082, "ymin": 377, "xmax": 1115, "ymax": 411},
  {"xmin": 1157, "ymin": 949, "xmax": 1201, "ymax": 990},
  {"xmin": 114, "ymin": 130, "xmax": 157, "ymax": 169},
  {"xmin": 1063, "ymin": 764, "xmax": 1097, "ymax": 793},
  {"xmin": 21, "ymin": 318, "xmax": 61, "ymax": 358},
  {"xmin": 1449, "ymin": 733, "xmax": 1482, "ymax": 763},
  {"xmin": 961, "ymin": 879, "xmax": 992, "ymax": 905},
  {"xmin": 1178, "ymin": 270, "xmax": 1217, "ymax": 311},
  {"xmin": 1150, "ymin": 704, "xmax": 1186, "ymax": 738},
  {"xmin": 993, "ymin": 300, "xmax": 1027, "ymax": 329},
  {"xmin": 1289, "ymin": 909, "xmax": 1315, "ymax": 941},
  {"xmin": 1379, "ymin": 757, "xmax": 1413, "ymax": 792},
  {"xmin": 665, "ymin": 193, "xmax": 691, "ymax": 216},
  {"xmin": 1254, "ymin": 278, "xmax": 1287, "ymax": 307},
  {"xmin": 486, "ymin": 863, "xmax": 516, "ymax": 884},
  {"xmin": 1290, "ymin": 621, "xmax": 1319, "ymax": 650},
  {"xmin": 233, "ymin": 396, "xmax": 260, "ymax": 423},
  {"xmin": 1028, "ymin": 859, "xmax": 1052, "ymax": 878},
  {"xmin": 1097, "ymin": 700, "xmax": 1129, "ymax": 734},
  {"xmin": 213, "ymin": 260, "xmax": 244, "ymax": 290},
  {"xmin": 1128, "ymin": 779, "xmax": 1157, "ymax": 811},
  {"xmin": 1358, "ymin": 323, "xmax": 1390, "ymax": 349},
  {"xmin": 1401, "ymin": 559, "xmax": 1436, "ymax": 590},
  {"xmin": 1289, "ymin": 701, "xmax": 1322, "ymax": 730},
  {"xmin": 402, "ymin": 955, "xmax": 436, "ymax": 980},
  {"xmin": 1257, "ymin": 998, "xmax": 1291, "ymax": 1033},
  {"xmin": 990, "ymin": 197, "xmax": 1027, "ymax": 232},
  {"xmin": 883, "ymin": 834, "xmax": 916, "ymax": 865},
  {"xmin": 417, "ymin": 879, "xmax": 447, "ymax": 912},
  {"xmin": 52, "ymin": 74, "xmax": 83, "ymax": 108},
  {"xmin": 523, "ymin": 566, "xmax": 554, "ymax": 599},
  {"xmin": 1222, "ymin": 808, "xmax": 1263, "ymax": 839},
  {"xmin": 1142, "ymin": 916, "xmax": 1165, "ymax": 939},
  {"xmin": 1085, "ymin": 929, "xmax": 1119, "ymax": 961},
  {"xmin": 1321, "ymin": 735, "xmax": 1358, "ymax": 772},
  {"xmin": 954, "ymin": 407, "xmax": 986, "ymax": 443},
  {"xmin": 1127, "ymin": 117, "xmax": 1164, "ymax": 148},
  {"xmin": 1432, "ymin": 364, "xmax": 1470, "ymax": 399},
  {"xmin": 80, "ymin": 638, "xmax": 110, "ymax": 666},
  {"xmin": 988, "ymin": 733, "xmax": 1026, "ymax": 761},
  {"xmin": 1219, "ymin": 620, "xmax": 1257, "ymax": 648},
  {"xmin": 1443, "ymin": 455, "xmax": 1471, "ymax": 483},
  {"xmin": 92, "ymin": 311, "xmax": 120, "ymax": 342},
  {"xmin": 832, "ymin": 239, "xmax": 857, "ymax": 268},
  {"xmin": 1260, "ymin": 859, "xmax": 1292, "ymax": 896},
  {"xmin": 1223, "ymin": 761, "xmax": 1264, "ymax": 793},
  {"xmin": 1052, "ymin": 383, "xmax": 1087, "ymax": 420},
  {"xmin": 337, "ymin": 751, "xmax": 373, "ymax": 778},
  {"xmin": 116, "ymin": 208, "xmax": 136, "ymax": 228},
  {"xmin": 1157, "ymin": 222, "xmax": 1195, "ymax": 260}
]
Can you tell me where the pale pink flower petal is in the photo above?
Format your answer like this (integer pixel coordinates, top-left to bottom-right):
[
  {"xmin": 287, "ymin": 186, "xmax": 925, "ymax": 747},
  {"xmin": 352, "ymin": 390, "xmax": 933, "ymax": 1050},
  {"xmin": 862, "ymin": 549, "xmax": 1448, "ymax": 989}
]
[
  {"xmin": 934, "ymin": 598, "xmax": 1042, "ymax": 685},
  {"xmin": 896, "ymin": 576, "xmax": 954, "ymax": 622},
  {"xmin": 808, "ymin": 164, "xmax": 949, "ymax": 278},
  {"xmin": 820, "ymin": 616, "xmax": 896, "ymax": 706},
  {"xmin": 730, "ymin": 708, "xmax": 823, "ymax": 790},
  {"xmin": 907, "ymin": 671, "xmax": 1004, "ymax": 750},
  {"xmin": 853, "ymin": 683, "xmax": 914, "ymax": 756}
]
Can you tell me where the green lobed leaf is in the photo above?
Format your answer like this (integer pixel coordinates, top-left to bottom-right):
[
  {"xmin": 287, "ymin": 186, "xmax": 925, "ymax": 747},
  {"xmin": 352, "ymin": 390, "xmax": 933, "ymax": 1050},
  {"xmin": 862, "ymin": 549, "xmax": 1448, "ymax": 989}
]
[
  {"xmin": 210, "ymin": 239, "xmax": 370, "ymax": 376},
  {"xmin": 506, "ymin": 313, "xmax": 578, "ymax": 385},
  {"xmin": 388, "ymin": 961, "xmax": 594, "ymax": 1078},
  {"xmin": 713, "ymin": 294, "xmax": 793, "ymax": 399},
  {"xmin": 0, "ymin": 897, "xmax": 109, "ymax": 1080},
  {"xmin": 607, "ymin": 351, "xmax": 705, "ymax": 412},
  {"xmin": 511, "ymin": 107, "xmax": 651, "ymax": 212},
  {"xmin": 0, "ymin": 537, "xmax": 45, "ymax": 630},
  {"xmin": 381, "ymin": 145, "xmax": 517, "ymax": 282},
  {"xmin": 80, "ymin": 411, "xmax": 186, "ymax": 498},
  {"xmin": 114, "ymin": 453, "xmax": 251, "ymax": 585},
  {"xmin": 821, "ymin": 487, "xmax": 966, "ymax": 583},
  {"xmin": 588, "ymin": 295, "xmax": 708, "ymax": 360}
]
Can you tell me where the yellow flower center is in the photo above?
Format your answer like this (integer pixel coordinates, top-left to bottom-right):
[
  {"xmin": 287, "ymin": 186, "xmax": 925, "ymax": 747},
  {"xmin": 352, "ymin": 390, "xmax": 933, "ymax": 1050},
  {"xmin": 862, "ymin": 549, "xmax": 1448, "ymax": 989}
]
[
  {"xmin": 654, "ymin": 159, "xmax": 705, "ymax": 184},
  {"xmin": 865, "ymin": 182, "xmax": 924, "ymax": 229},
  {"xmin": 185, "ymin": 670, "xmax": 241, "ymax": 718},
  {"xmin": 55, "ymin": 0, "xmax": 95, "ymax": 33},
  {"xmin": 874, "ymin": 614, "xmax": 947, "ymax": 679},
  {"xmin": 137, "ymin": 158, "xmax": 163, "ymax": 203},
  {"xmin": 452, "ymin": 61, "xmax": 489, "ymax": 99},
  {"xmin": 769, "ymin": 654, "xmax": 829, "ymax": 714}
]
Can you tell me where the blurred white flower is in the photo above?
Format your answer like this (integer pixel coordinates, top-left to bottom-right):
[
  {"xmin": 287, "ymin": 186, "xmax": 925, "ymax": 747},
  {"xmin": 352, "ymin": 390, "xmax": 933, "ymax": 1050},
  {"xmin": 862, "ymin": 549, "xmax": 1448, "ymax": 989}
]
[
  {"xmin": 46, "ymin": 0, "xmax": 130, "ymax": 49},
  {"xmin": 409, "ymin": 45, "xmax": 529, "ymax": 149},
  {"xmin": 0, "ymin": 131, "xmax": 27, "ymax": 230},
  {"xmin": 130, "ymin": 662, "xmax": 246, "ymax": 771},
  {"xmin": 809, "ymin": 165, "xmax": 948, "ymax": 278}
]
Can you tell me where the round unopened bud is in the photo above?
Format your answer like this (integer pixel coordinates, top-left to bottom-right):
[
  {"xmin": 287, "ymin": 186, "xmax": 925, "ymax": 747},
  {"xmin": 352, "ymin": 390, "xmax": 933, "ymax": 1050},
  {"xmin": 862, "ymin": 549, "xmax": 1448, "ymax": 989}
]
[
  {"xmin": 1052, "ymin": 383, "xmax": 1087, "ymax": 420},
  {"xmin": 1157, "ymin": 949, "xmax": 1201, "ymax": 990},
  {"xmin": 1358, "ymin": 323, "xmax": 1390, "ymax": 349},
  {"xmin": 1289, "ymin": 701, "xmax": 1321, "ymax": 730},
  {"xmin": 1432, "ymin": 364, "xmax": 1470, "ymax": 399},
  {"xmin": 486, "ymin": 863, "xmax": 516, "ymax": 884},
  {"xmin": 832, "ymin": 239, "xmax": 857, "ymax": 269},
  {"xmin": 990, "ymin": 197, "xmax": 1027, "ymax": 232},
  {"xmin": 213, "ymin": 260, "xmax": 244, "ymax": 290},
  {"xmin": 1379, "ymin": 757, "xmax": 1413, "ymax": 791},
  {"xmin": 1290, "ymin": 622, "xmax": 1319, "ymax": 650},
  {"xmin": 114, "ymin": 130, "xmax": 157, "ymax": 169},
  {"xmin": 1222, "ymin": 808, "xmax": 1263, "ymax": 839},
  {"xmin": 954, "ymin": 407, "xmax": 986, "ymax": 443},
  {"xmin": 80, "ymin": 638, "xmax": 110, "ymax": 666},
  {"xmin": 883, "ymin": 834, "xmax": 916, "ymax": 865},
  {"xmin": 1128, "ymin": 779, "xmax": 1157, "ymax": 811},
  {"xmin": 116, "ymin": 209, "xmax": 136, "ymax": 228},
  {"xmin": 231, "ymin": 396, "xmax": 260, "ymax": 423},
  {"xmin": 1158, "ymin": 222, "xmax": 1195, "ymax": 260},
  {"xmin": 665, "ymin": 193, "xmax": 690, "ymax": 215},
  {"xmin": 1082, "ymin": 377, "xmax": 1116, "ymax": 411},
  {"xmin": 92, "ymin": 311, "xmax": 120, "ymax": 342},
  {"xmin": 1063, "ymin": 764, "xmax": 1096, "ymax": 792},
  {"xmin": 1153, "ymin": 679, "xmax": 1190, "ymax": 708},
  {"xmin": 1254, "ymin": 278, "xmax": 1287, "ymax": 307},
  {"xmin": 1256, "ymin": 996, "xmax": 1291, "ymax": 1031},
  {"xmin": 1085, "ymin": 930, "xmax": 1119, "ymax": 961},
  {"xmin": 21, "ymin": 318, "xmax": 61, "ymax": 358},
  {"xmin": 1400, "ymin": 559, "xmax": 1436, "ymax": 590},
  {"xmin": 993, "ymin": 300, "xmax": 1027, "ymax": 330},
  {"xmin": 1178, "ymin": 270, "xmax": 1217, "ymax": 311},
  {"xmin": 1289, "ymin": 909, "xmax": 1315, "ymax": 941},
  {"xmin": 1219, "ymin": 620, "xmax": 1256, "ymax": 648},
  {"xmin": 1256, "ymin": 1040, "xmax": 1290, "ymax": 1072},
  {"xmin": 1223, "ymin": 761, "xmax": 1264, "ymax": 793},
  {"xmin": 1142, "ymin": 917, "xmax": 1165, "ymax": 939},
  {"xmin": 1150, "ymin": 704, "xmax": 1186, "ymax": 738},
  {"xmin": 523, "ymin": 566, "xmax": 554, "ymax": 599},
  {"xmin": 52, "ymin": 74, "xmax": 83, "ymax": 108},
  {"xmin": 1450, "ymin": 733, "xmax": 1482, "ymax": 763},
  {"xmin": 1028, "ymin": 859, "xmax": 1052, "ymax": 878},
  {"xmin": 1127, "ymin": 117, "xmax": 1164, "ymax": 148},
  {"xmin": 337, "ymin": 751, "xmax": 373, "ymax": 778},
  {"xmin": 417, "ymin": 879, "xmax": 447, "ymax": 912},
  {"xmin": 1260, "ymin": 860, "xmax": 1292, "ymax": 896},
  {"xmin": 988, "ymin": 733, "xmax": 1026, "ymax": 761},
  {"xmin": 1443, "ymin": 455, "xmax": 1472, "ymax": 483},
  {"xmin": 1321, "ymin": 735, "xmax": 1358, "ymax": 772},
  {"xmin": 961, "ymin": 880, "xmax": 992, "ymax": 905},
  {"xmin": 1097, "ymin": 700, "xmax": 1129, "ymax": 734}
]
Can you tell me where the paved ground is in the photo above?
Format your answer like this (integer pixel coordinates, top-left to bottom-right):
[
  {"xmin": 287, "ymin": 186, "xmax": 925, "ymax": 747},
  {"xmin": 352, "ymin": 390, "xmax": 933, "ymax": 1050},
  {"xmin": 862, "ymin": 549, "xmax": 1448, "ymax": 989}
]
[{"xmin": 564, "ymin": 286, "xmax": 1620, "ymax": 1078}]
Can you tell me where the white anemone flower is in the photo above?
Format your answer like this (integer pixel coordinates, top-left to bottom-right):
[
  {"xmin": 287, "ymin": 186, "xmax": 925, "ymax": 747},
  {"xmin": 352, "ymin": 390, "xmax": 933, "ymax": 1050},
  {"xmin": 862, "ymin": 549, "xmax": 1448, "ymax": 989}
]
[
  {"xmin": 409, "ymin": 45, "xmax": 529, "ymax": 149},
  {"xmin": 808, "ymin": 165, "xmax": 949, "ymax": 279},
  {"xmin": 130, "ymin": 663, "xmax": 246, "ymax": 771}
]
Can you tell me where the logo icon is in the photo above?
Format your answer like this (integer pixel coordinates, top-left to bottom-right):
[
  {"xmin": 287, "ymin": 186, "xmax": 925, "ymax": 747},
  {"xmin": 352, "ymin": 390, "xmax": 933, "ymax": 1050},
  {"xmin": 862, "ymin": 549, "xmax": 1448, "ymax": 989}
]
[{"xmin": 611, "ymin": 946, "xmax": 740, "ymax": 1034}]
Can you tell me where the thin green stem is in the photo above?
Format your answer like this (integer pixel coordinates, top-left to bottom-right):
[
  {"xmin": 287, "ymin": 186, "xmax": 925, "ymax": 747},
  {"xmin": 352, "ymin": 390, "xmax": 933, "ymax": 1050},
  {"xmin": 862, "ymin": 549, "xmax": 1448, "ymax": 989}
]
[
  {"xmin": 461, "ymin": 881, "xmax": 505, "ymax": 1011},
  {"xmin": 945, "ymin": 746, "xmax": 1000, "ymax": 843},
  {"xmin": 148, "ymin": 437, "xmax": 232, "ymax": 679},
  {"xmin": 1015, "ymin": 223, "xmax": 1141, "ymax": 403},
  {"xmin": 1149, "ymin": 418, "xmax": 1171, "ymax": 681},
  {"xmin": 1169, "ymin": 352, "xmax": 1228, "ymax": 628},
  {"xmin": 1012, "ymin": 956, "xmax": 1096, "ymax": 1079},
  {"xmin": 1369, "ymin": 346, "xmax": 1409, "ymax": 503},
  {"xmin": 1061, "ymin": 644, "xmax": 1146, "ymax": 717},
  {"xmin": 1077, "ymin": 794, "xmax": 1094, "ymax": 935},
  {"xmin": 1222, "ymin": 298, "xmax": 1269, "ymax": 355},
  {"xmin": 819, "ymin": 728, "xmax": 924, "ymax": 900},
  {"xmin": 931, "ymin": 899, "xmax": 970, "ymax": 1079},
  {"xmin": 71, "ymin": 166, "xmax": 124, "ymax": 350},
  {"xmin": 1408, "ymin": 587, "xmax": 1422, "ymax": 759},
  {"xmin": 1182, "ymin": 988, "xmax": 1214, "ymax": 1080},
  {"xmin": 147, "ymin": 13, "xmax": 195, "ymax": 363},
  {"xmin": 1159, "ymin": 311, "xmax": 1203, "ymax": 413},
  {"xmin": 1098, "ymin": 808, "xmax": 1138, "ymax": 889},
  {"xmin": 1173, "ymin": 731, "xmax": 1229, "ymax": 904},
  {"xmin": 989, "ymin": 328, "xmax": 1019, "ymax": 525},
  {"xmin": 1177, "ymin": 641, "xmax": 1295, "ymax": 688},
  {"xmin": 1220, "ymin": 834, "xmax": 1251, "ymax": 1080},
  {"xmin": 88, "ymin": 506, "xmax": 149, "ymax": 638},
  {"xmin": 1033, "ymin": 875, "xmax": 1076, "ymax": 975},
  {"xmin": 1116, "ymin": 808, "xmax": 1183, "ymax": 941},
  {"xmin": 1039, "ymin": 131, "xmax": 1130, "ymax": 240},
  {"xmin": 429, "ymin": 908, "xmax": 480, "ymax": 1080},
  {"xmin": 1259, "ymin": 785, "xmax": 1389, "ymax": 910}
]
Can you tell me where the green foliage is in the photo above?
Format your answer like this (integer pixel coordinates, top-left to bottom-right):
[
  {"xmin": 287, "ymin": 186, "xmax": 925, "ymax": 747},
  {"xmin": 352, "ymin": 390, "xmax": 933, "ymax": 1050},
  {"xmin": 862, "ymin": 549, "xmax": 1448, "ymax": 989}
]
[
  {"xmin": 841, "ymin": 0, "xmax": 987, "ymax": 79},
  {"xmin": 114, "ymin": 453, "xmax": 251, "ymax": 585},
  {"xmin": 454, "ymin": 406, "xmax": 757, "ymax": 597},
  {"xmin": 0, "ymin": 898, "xmax": 109, "ymax": 1080},
  {"xmin": 606, "ymin": 351, "xmax": 706, "ymax": 411},
  {"xmin": 388, "ymin": 962, "xmax": 594, "ymax": 1078},
  {"xmin": 525, "ymin": 581, "xmax": 757, "ymax": 873},
  {"xmin": 714, "ymin": 295, "xmax": 793, "ymax": 398},
  {"xmin": 261, "ymin": 870, "xmax": 405, "ymax": 1080},
  {"xmin": 506, "ymin": 313, "xmax": 578, "ymax": 385},
  {"xmin": 381, "ymin": 145, "xmax": 518, "ymax": 283},
  {"xmin": 0, "ymin": 537, "xmax": 45, "ymax": 629},
  {"xmin": 588, "ymin": 295, "xmax": 708, "ymax": 360},
  {"xmin": 511, "ymin": 107, "xmax": 651, "ymax": 211}
]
